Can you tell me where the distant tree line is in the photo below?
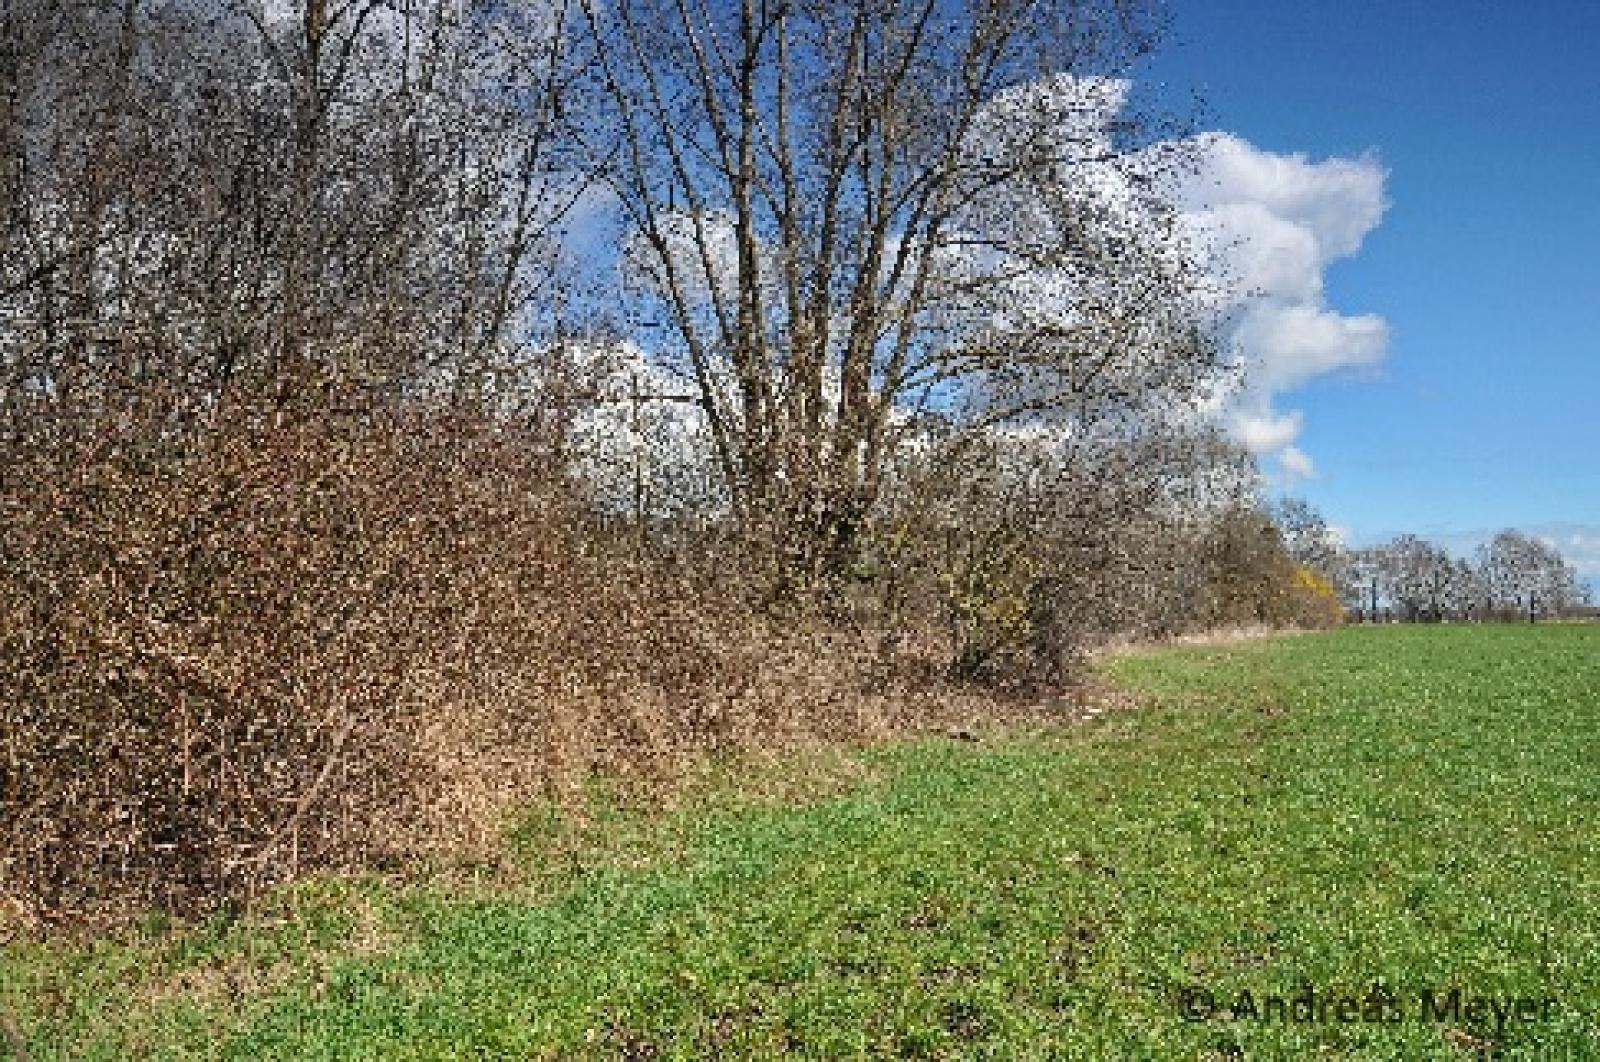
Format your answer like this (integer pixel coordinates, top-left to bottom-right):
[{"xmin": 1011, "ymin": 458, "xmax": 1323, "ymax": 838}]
[{"xmin": 1267, "ymin": 501, "xmax": 1590, "ymax": 624}]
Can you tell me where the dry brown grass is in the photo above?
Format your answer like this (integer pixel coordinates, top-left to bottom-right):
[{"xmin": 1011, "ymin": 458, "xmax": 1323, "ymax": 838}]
[{"xmin": 1092, "ymin": 623, "xmax": 1311, "ymax": 659}]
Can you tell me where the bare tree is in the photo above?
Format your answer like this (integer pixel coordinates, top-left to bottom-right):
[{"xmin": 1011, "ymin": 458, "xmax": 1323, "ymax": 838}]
[
  {"xmin": 1378, "ymin": 535, "xmax": 1454, "ymax": 622},
  {"xmin": 571, "ymin": 0, "xmax": 1216, "ymax": 581},
  {"xmin": 0, "ymin": 0, "xmax": 591, "ymax": 443},
  {"xmin": 1345, "ymin": 529, "xmax": 1583, "ymax": 625},
  {"xmin": 1479, "ymin": 529, "xmax": 1583, "ymax": 620},
  {"xmin": 1271, "ymin": 497, "xmax": 1340, "ymax": 575}
]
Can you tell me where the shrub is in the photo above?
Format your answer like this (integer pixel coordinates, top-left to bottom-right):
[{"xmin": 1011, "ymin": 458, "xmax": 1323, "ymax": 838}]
[
  {"xmin": 0, "ymin": 402, "xmax": 766, "ymax": 918},
  {"xmin": 1, "ymin": 396, "xmax": 1017, "ymax": 921}
]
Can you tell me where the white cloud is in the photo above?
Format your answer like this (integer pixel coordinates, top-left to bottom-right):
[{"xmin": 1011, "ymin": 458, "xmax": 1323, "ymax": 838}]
[
  {"xmin": 1180, "ymin": 134, "xmax": 1387, "ymax": 260},
  {"xmin": 1171, "ymin": 134, "xmax": 1390, "ymax": 466},
  {"xmin": 1277, "ymin": 445, "xmax": 1316, "ymax": 483},
  {"xmin": 1231, "ymin": 302, "xmax": 1388, "ymax": 393},
  {"xmin": 1231, "ymin": 408, "xmax": 1304, "ymax": 455}
]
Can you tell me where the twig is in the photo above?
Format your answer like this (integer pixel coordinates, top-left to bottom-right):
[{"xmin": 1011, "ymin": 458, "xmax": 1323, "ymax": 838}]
[{"xmin": 250, "ymin": 714, "xmax": 359, "ymax": 870}]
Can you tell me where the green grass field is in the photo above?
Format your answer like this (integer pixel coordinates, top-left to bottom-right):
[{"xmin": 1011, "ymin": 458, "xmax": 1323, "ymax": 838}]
[{"xmin": 3, "ymin": 624, "xmax": 1597, "ymax": 1058}]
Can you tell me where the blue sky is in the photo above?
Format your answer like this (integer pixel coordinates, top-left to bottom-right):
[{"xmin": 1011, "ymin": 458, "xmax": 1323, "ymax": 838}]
[{"xmin": 1145, "ymin": 0, "xmax": 1600, "ymax": 577}]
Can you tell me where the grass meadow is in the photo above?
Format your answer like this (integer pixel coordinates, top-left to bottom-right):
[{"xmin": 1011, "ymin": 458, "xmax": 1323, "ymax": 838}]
[{"xmin": 2, "ymin": 623, "xmax": 1596, "ymax": 1058}]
